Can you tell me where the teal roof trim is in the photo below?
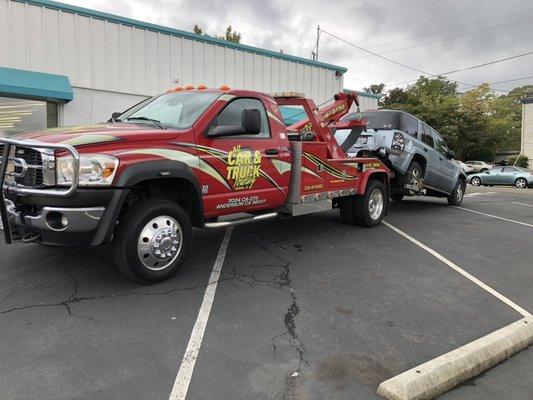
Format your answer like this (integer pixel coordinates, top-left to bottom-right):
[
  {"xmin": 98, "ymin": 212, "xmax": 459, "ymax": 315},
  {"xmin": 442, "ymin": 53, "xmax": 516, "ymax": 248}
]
[
  {"xmin": 343, "ymin": 89, "xmax": 381, "ymax": 99},
  {"xmin": 0, "ymin": 67, "xmax": 73, "ymax": 102},
  {"xmin": 17, "ymin": 0, "xmax": 348, "ymax": 74}
]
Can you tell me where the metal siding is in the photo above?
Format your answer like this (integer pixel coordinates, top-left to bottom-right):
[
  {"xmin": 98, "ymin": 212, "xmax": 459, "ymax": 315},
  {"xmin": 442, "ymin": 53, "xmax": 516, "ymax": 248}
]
[
  {"xmin": 76, "ymin": 15, "xmax": 92, "ymax": 88},
  {"xmin": 44, "ymin": 8, "xmax": 60, "ymax": 74},
  {"xmin": 28, "ymin": 5, "xmax": 44, "ymax": 72},
  {"xmin": 0, "ymin": 0, "xmax": 8, "ymax": 66},
  {"xmin": 244, "ymin": 52, "xmax": 254, "ymax": 88},
  {"xmin": 158, "ymin": 33, "xmax": 171, "ymax": 92},
  {"xmin": 119, "ymin": 25, "xmax": 134, "ymax": 93},
  {"xmin": 523, "ymin": 103, "xmax": 533, "ymax": 168},
  {"xmin": 10, "ymin": 2, "xmax": 27, "ymax": 69},
  {"xmin": 145, "ymin": 30, "xmax": 158, "ymax": 94},
  {"xmin": 181, "ymin": 39, "xmax": 194, "ymax": 86},
  {"xmin": 0, "ymin": 0, "xmax": 346, "ymax": 104},
  {"xmin": 133, "ymin": 27, "xmax": 146, "ymax": 93}
]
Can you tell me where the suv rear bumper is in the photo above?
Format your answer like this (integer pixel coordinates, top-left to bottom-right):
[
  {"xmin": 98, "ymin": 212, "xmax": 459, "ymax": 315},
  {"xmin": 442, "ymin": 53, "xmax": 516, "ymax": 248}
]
[{"xmin": 2, "ymin": 189, "xmax": 128, "ymax": 246}]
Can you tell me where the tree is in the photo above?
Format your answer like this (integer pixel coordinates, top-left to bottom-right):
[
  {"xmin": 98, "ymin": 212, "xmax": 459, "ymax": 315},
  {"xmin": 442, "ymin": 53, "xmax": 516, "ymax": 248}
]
[
  {"xmin": 363, "ymin": 83, "xmax": 385, "ymax": 96},
  {"xmin": 193, "ymin": 24, "xmax": 203, "ymax": 35},
  {"xmin": 192, "ymin": 25, "xmax": 242, "ymax": 43}
]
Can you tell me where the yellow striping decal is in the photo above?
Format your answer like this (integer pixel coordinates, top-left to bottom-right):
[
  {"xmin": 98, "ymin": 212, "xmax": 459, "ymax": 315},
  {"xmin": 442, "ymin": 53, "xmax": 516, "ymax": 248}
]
[
  {"xmin": 303, "ymin": 151, "xmax": 358, "ymax": 180},
  {"xmin": 60, "ymin": 134, "xmax": 120, "ymax": 146},
  {"xmin": 118, "ymin": 148, "xmax": 232, "ymax": 190},
  {"xmin": 301, "ymin": 165, "xmax": 321, "ymax": 179}
]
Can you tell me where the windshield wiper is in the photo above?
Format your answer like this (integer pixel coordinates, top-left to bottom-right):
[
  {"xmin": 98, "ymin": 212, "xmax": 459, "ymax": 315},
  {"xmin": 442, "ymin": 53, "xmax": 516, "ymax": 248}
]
[{"xmin": 125, "ymin": 116, "xmax": 167, "ymax": 130}]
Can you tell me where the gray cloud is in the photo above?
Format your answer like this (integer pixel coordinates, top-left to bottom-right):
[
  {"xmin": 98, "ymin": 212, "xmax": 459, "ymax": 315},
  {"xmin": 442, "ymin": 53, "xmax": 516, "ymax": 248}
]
[{"xmin": 70, "ymin": 0, "xmax": 533, "ymax": 92}]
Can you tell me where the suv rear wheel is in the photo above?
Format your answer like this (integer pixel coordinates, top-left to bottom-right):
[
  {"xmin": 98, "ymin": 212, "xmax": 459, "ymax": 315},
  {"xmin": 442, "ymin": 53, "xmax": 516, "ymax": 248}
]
[
  {"xmin": 405, "ymin": 161, "xmax": 424, "ymax": 194},
  {"xmin": 113, "ymin": 199, "xmax": 192, "ymax": 284}
]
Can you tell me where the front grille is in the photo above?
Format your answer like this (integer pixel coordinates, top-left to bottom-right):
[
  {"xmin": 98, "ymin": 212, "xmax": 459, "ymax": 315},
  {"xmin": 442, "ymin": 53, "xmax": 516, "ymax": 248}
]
[{"xmin": 13, "ymin": 147, "xmax": 44, "ymax": 187}]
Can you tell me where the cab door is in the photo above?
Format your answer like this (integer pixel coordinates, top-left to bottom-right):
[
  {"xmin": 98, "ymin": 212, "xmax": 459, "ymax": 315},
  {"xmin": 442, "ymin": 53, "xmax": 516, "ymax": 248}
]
[{"xmin": 198, "ymin": 97, "xmax": 286, "ymax": 217}]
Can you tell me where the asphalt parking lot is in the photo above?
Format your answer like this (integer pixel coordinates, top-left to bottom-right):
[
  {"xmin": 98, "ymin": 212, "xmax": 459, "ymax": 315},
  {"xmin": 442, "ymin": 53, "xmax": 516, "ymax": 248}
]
[{"xmin": 1, "ymin": 185, "xmax": 532, "ymax": 400}]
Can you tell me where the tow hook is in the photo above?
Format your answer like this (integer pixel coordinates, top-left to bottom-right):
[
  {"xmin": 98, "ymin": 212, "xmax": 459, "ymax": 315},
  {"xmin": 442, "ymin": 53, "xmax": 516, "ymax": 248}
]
[{"xmin": 21, "ymin": 232, "xmax": 41, "ymax": 243}]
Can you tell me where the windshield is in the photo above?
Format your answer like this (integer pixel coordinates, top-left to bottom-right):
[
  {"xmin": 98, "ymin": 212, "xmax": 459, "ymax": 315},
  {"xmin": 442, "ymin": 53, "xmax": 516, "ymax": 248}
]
[{"xmin": 117, "ymin": 92, "xmax": 220, "ymax": 129}]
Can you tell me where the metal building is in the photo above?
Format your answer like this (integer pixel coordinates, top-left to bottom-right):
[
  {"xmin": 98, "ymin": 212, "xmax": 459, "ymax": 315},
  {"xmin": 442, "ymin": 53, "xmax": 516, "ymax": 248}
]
[
  {"xmin": 521, "ymin": 95, "xmax": 533, "ymax": 168},
  {"xmin": 0, "ymin": 0, "xmax": 347, "ymax": 136}
]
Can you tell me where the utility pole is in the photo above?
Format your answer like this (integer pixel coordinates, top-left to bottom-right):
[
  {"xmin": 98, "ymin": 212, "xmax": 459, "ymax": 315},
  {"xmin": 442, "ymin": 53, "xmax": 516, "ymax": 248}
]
[{"xmin": 312, "ymin": 25, "xmax": 320, "ymax": 61}]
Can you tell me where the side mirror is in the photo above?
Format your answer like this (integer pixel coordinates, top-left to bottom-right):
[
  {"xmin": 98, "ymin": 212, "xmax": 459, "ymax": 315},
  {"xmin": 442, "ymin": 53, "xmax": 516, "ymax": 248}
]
[
  {"xmin": 241, "ymin": 108, "xmax": 261, "ymax": 134},
  {"xmin": 208, "ymin": 108, "xmax": 261, "ymax": 137},
  {"xmin": 111, "ymin": 112, "xmax": 122, "ymax": 121},
  {"xmin": 447, "ymin": 150, "xmax": 455, "ymax": 159}
]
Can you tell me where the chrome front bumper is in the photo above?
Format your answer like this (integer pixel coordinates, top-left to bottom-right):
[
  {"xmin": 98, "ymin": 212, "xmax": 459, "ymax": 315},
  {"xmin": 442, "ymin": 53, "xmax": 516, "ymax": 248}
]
[{"xmin": 1, "ymin": 198, "xmax": 105, "ymax": 234}]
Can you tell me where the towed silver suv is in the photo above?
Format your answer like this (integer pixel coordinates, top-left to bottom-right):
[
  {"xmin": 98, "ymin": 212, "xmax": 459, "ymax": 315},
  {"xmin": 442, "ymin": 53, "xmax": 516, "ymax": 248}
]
[{"xmin": 338, "ymin": 110, "xmax": 466, "ymax": 205}]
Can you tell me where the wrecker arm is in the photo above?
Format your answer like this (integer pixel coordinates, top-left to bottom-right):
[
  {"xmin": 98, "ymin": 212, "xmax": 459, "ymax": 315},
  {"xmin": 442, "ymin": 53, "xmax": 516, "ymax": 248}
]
[{"xmin": 274, "ymin": 91, "xmax": 366, "ymax": 159}]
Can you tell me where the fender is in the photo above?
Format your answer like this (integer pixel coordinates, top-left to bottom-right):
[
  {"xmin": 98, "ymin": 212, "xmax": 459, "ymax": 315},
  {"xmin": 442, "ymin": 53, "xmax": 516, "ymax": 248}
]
[
  {"xmin": 91, "ymin": 160, "xmax": 204, "ymax": 245},
  {"xmin": 356, "ymin": 169, "xmax": 390, "ymax": 195}
]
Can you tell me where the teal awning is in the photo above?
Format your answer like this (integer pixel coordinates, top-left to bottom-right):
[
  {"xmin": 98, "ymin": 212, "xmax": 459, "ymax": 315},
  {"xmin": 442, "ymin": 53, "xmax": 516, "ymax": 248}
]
[{"xmin": 0, "ymin": 67, "xmax": 73, "ymax": 102}]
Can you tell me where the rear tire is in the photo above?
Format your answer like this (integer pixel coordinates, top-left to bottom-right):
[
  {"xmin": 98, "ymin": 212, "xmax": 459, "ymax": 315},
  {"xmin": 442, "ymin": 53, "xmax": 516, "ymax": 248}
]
[
  {"xmin": 354, "ymin": 180, "xmax": 388, "ymax": 227},
  {"xmin": 113, "ymin": 199, "xmax": 192, "ymax": 284},
  {"xmin": 515, "ymin": 178, "xmax": 527, "ymax": 189},
  {"xmin": 447, "ymin": 179, "xmax": 466, "ymax": 206}
]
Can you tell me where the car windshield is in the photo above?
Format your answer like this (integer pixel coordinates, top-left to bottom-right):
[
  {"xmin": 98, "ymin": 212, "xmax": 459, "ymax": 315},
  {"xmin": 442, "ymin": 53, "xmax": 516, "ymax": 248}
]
[{"xmin": 117, "ymin": 92, "xmax": 221, "ymax": 129}]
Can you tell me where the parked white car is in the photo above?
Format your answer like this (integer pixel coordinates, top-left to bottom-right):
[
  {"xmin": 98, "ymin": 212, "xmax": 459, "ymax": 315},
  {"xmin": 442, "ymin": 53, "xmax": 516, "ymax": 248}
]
[
  {"xmin": 454, "ymin": 160, "xmax": 474, "ymax": 174},
  {"xmin": 465, "ymin": 160, "xmax": 493, "ymax": 173}
]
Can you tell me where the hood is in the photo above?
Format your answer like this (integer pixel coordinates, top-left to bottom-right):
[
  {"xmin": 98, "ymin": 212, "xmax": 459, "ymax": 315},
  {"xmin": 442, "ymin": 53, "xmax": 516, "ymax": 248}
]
[{"xmin": 12, "ymin": 123, "xmax": 179, "ymax": 147}]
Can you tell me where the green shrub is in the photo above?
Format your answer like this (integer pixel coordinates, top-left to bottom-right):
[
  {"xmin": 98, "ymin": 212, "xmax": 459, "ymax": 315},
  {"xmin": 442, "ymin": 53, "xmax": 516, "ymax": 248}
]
[{"xmin": 508, "ymin": 155, "xmax": 529, "ymax": 168}]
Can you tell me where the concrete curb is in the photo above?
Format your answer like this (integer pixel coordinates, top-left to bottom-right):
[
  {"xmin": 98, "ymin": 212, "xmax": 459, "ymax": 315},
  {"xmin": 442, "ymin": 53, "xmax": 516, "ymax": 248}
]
[{"xmin": 377, "ymin": 316, "xmax": 533, "ymax": 400}]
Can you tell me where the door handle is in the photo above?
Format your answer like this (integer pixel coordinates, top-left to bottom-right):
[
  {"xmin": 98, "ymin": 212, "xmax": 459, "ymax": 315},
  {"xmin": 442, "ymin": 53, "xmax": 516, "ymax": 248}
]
[
  {"xmin": 424, "ymin": 148, "xmax": 428, "ymax": 152},
  {"xmin": 439, "ymin": 157, "xmax": 443, "ymax": 161},
  {"xmin": 265, "ymin": 148, "xmax": 280, "ymax": 156}
]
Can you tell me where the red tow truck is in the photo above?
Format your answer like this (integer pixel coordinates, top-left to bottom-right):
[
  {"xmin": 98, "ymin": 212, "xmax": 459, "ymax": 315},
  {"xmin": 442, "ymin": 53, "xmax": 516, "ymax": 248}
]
[{"xmin": 0, "ymin": 87, "xmax": 389, "ymax": 283}]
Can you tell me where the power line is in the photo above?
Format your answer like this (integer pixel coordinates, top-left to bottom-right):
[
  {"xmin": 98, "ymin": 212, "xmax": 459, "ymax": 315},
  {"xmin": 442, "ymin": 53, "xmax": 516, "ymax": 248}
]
[
  {"xmin": 488, "ymin": 75, "xmax": 533, "ymax": 85},
  {"xmin": 319, "ymin": 28, "xmax": 511, "ymax": 93},
  {"xmin": 363, "ymin": 9, "xmax": 533, "ymax": 49},
  {"xmin": 337, "ymin": 16, "xmax": 533, "ymax": 63}
]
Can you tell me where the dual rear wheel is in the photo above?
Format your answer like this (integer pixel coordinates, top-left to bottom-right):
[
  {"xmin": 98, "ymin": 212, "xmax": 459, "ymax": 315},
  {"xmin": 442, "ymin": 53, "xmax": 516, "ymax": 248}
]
[{"xmin": 339, "ymin": 180, "xmax": 388, "ymax": 227}]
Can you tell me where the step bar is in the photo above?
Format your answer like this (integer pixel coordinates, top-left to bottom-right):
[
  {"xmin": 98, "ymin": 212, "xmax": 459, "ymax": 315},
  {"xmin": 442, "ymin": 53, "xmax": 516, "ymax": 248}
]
[{"xmin": 204, "ymin": 212, "xmax": 278, "ymax": 228}]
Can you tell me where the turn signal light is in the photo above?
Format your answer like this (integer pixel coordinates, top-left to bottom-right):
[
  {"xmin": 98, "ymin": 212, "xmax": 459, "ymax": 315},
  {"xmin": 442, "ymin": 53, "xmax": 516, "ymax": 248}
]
[
  {"xmin": 184, "ymin": 85, "xmax": 194, "ymax": 90},
  {"xmin": 197, "ymin": 84, "xmax": 207, "ymax": 90},
  {"xmin": 174, "ymin": 86, "xmax": 183, "ymax": 91},
  {"xmin": 219, "ymin": 85, "xmax": 230, "ymax": 90}
]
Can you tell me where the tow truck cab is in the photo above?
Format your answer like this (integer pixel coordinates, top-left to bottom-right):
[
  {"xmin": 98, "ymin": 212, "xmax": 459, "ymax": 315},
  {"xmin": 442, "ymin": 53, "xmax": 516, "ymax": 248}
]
[{"xmin": 0, "ymin": 88, "xmax": 389, "ymax": 283}]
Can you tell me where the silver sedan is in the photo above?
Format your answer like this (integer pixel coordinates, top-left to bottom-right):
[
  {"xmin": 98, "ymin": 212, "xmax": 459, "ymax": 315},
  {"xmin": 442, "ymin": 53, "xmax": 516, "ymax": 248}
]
[{"xmin": 467, "ymin": 166, "xmax": 533, "ymax": 188}]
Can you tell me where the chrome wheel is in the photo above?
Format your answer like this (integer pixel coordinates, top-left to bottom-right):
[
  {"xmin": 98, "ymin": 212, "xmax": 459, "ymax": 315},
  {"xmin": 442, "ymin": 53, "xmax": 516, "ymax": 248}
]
[
  {"xmin": 409, "ymin": 167, "xmax": 423, "ymax": 193},
  {"xmin": 137, "ymin": 215, "xmax": 183, "ymax": 271},
  {"xmin": 516, "ymin": 178, "xmax": 527, "ymax": 189},
  {"xmin": 471, "ymin": 177, "xmax": 481, "ymax": 186},
  {"xmin": 368, "ymin": 188, "xmax": 384, "ymax": 220}
]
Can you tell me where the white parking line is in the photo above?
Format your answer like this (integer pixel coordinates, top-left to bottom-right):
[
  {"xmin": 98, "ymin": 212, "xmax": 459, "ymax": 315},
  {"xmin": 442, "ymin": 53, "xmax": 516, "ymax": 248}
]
[
  {"xmin": 383, "ymin": 221, "xmax": 531, "ymax": 317},
  {"xmin": 512, "ymin": 201, "xmax": 533, "ymax": 207},
  {"xmin": 453, "ymin": 206, "xmax": 533, "ymax": 228},
  {"xmin": 169, "ymin": 227, "xmax": 233, "ymax": 400}
]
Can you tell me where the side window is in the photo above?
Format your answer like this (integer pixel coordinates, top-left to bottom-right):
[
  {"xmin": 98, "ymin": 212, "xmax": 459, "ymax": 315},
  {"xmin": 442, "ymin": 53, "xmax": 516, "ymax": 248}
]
[
  {"xmin": 421, "ymin": 126, "xmax": 434, "ymax": 148},
  {"xmin": 433, "ymin": 131, "xmax": 449, "ymax": 156},
  {"xmin": 210, "ymin": 98, "xmax": 270, "ymax": 138},
  {"xmin": 399, "ymin": 113, "xmax": 418, "ymax": 137}
]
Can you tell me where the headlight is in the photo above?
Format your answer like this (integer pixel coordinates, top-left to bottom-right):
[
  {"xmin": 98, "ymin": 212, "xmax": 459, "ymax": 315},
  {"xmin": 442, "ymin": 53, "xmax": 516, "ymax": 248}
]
[
  {"xmin": 57, "ymin": 154, "xmax": 119, "ymax": 186},
  {"xmin": 392, "ymin": 132, "xmax": 405, "ymax": 151}
]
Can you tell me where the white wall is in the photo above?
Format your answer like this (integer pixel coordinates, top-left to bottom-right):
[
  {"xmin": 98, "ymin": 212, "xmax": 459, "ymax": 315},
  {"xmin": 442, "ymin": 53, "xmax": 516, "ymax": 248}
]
[
  {"xmin": 62, "ymin": 87, "xmax": 147, "ymax": 126},
  {"xmin": 522, "ymin": 102, "xmax": 533, "ymax": 169},
  {"xmin": 0, "ymin": 0, "xmax": 344, "ymax": 105}
]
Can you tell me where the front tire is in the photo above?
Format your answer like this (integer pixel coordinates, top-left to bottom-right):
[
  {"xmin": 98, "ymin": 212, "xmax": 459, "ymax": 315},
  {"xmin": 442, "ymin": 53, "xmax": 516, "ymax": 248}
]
[
  {"xmin": 447, "ymin": 179, "xmax": 466, "ymax": 206},
  {"xmin": 113, "ymin": 199, "xmax": 192, "ymax": 284},
  {"xmin": 515, "ymin": 178, "xmax": 528, "ymax": 189},
  {"xmin": 470, "ymin": 177, "xmax": 481, "ymax": 186}
]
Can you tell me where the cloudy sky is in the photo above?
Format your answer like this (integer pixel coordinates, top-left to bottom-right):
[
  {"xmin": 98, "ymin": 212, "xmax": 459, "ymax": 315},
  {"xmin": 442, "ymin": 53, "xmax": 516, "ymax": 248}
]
[{"xmin": 65, "ymin": 0, "xmax": 533, "ymax": 93}]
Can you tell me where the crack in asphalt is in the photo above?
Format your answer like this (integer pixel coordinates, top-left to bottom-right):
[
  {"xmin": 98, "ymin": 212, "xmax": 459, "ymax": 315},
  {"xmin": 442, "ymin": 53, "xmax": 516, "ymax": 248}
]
[
  {"xmin": 0, "ymin": 273, "xmax": 235, "ymax": 320},
  {"xmin": 242, "ymin": 230, "xmax": 309, "ymax": 368}
]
